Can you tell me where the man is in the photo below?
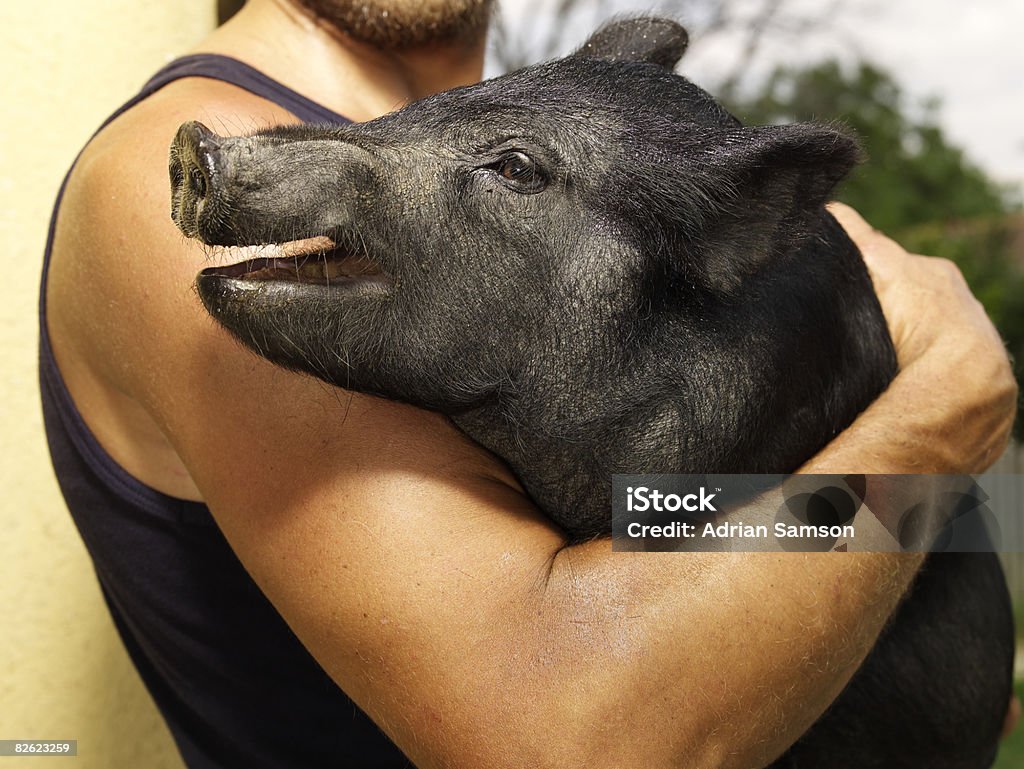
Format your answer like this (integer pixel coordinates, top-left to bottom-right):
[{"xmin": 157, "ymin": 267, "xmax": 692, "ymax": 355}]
[{"xmin": 41, "ymin": 1, "xmax": 1017, "ymax": 767}]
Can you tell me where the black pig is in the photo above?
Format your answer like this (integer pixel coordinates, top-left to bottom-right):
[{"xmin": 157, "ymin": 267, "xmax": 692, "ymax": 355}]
[{"xmin": 169, "ymin": 18, "xmax": 1013, "ymax": 769}]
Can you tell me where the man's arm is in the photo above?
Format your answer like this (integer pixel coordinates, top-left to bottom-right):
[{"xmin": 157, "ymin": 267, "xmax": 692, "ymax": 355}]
[{"xmin": 47, "ymin": 83, "xmax": 1016, "ymax": 769}]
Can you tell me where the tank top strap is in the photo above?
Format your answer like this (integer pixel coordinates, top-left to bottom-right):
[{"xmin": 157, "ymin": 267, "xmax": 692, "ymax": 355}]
[{"xmin": 139, "ymin": 54, "xmax": 351, "ymax": 126}]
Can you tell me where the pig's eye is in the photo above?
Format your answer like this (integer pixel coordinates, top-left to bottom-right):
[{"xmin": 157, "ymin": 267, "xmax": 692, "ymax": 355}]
[{"xmin": 490, "ymin": 152, "xmax": 547, "ymax": 192}]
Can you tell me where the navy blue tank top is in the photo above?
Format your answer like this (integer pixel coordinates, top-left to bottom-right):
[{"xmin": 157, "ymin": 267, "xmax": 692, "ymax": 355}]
[{"xmin": 39, "ymin": 55, "xmax": 410, "ymax": 769}]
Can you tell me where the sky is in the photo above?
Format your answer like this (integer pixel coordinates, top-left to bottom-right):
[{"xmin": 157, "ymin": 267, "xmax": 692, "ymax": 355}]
[{"xmin": 493, "ymin": 0, "xmax": 1024, "ymax": 190}]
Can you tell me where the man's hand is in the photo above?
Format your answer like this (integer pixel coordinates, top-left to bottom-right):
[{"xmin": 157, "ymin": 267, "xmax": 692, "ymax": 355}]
[
  {"xmin": 820, "ymin": 203, "xmax": 1017, "ymax": 474},
  {"xmin": 831, "ymin": 203, "xmax": 1022, "ymax": 748}
]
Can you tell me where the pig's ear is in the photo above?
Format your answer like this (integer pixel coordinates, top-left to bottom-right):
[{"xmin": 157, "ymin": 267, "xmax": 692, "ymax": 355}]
[
  {"xmin": 691, "ymin": 123, "xmax": 862, "ymax": 293},
  {"xmin": 573, "ymin": 17, "xmax": 689, "ymax": 70}
]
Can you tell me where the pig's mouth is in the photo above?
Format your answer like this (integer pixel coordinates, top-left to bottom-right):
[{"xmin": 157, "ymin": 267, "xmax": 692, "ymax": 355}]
[{"xmin": 198, "ymin": 235, "xmax": 392, "ymax": 289}]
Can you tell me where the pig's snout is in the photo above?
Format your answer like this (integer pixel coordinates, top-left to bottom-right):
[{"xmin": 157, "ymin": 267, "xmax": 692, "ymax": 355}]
[
  {"xmin": 169, "ymin": 120, "xmax": 377, "ymax": 248},
  {"xmin": 170, "ymin": 121, "xmax": 231, "ymax": 242}
]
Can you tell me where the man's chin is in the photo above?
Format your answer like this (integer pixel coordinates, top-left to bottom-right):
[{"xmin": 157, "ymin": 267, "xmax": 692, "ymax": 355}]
[{"xmin": 293, "ymin": 0, "xmax": 493, "ymax": 49}]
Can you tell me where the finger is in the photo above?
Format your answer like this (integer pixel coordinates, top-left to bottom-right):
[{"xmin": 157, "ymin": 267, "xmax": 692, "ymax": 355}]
[
  {"xmin": 827, "ymin": 201, "xmax": 873, "ymax": 240},
  {"xmin": 1002, "ymin": 695, "xmax": 1021, "ymax": 740},
  {"xmin": 828, "ymin": 202, "xmax": 905, "ymax": 286}
]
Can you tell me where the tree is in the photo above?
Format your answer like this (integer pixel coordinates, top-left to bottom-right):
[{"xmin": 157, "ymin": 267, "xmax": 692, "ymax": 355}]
[
  {"xmin": 728, "ymin": 61, "xmax": 1011, "ymax": 232},
  {"xmin": 489, "ymin": 0, "xmax": 832, "ymax": 80}
]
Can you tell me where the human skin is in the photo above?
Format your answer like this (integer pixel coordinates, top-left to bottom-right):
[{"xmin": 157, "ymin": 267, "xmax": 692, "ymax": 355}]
[{"xmin": 44, "ymin": 1, "xmax": 1017, "ymax": 767}]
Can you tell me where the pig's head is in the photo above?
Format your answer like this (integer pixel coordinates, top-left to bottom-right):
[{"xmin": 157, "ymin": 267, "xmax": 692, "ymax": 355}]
[{"xmin": 169, "ymin": 17, "xmax": 862, "ymax": 417}]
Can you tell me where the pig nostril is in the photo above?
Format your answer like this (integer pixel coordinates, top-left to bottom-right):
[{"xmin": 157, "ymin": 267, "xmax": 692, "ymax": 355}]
[
  {"xmin": 189, "ymin": 165, "xmax": 208, "ymax": 199},
  {"xmin": 170, "ymin": 157, "xmax": 184, "ymax": 191}
]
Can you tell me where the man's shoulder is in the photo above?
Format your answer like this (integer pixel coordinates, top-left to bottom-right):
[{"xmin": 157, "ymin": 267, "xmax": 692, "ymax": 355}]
[
  {"xmin": 46, "ymin": 76, "xmax": 296, "ymax": 415},
  {"xmin": 75, "ymin": 77, "xmax": 299, "ymax": 194},
  {"xmin": 57, "ymin": 77, "xmax": 299, "ymax": 283},
  {"xmin": 54, "ymin": 74, "xmax": 304, "ymax": 302},
  {"xmin": 43, "ymin": 74, "xmax": 319, "ymax": 497}
]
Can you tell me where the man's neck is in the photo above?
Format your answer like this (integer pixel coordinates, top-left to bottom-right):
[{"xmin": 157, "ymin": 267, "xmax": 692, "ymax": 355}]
[{"xmin": 195, "ymin": 0, "xmax": 487, "ymax": 122}]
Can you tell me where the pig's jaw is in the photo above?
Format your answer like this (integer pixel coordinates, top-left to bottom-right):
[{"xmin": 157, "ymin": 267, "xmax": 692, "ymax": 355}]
[{"xmin": 196, "ymin": 234, "xmax": 393, "ymax": 292}]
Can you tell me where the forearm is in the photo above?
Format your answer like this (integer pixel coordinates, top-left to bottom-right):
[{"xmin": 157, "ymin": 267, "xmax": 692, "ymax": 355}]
[
  {"xmin": 800, "ymin": 352, "xmax": 1012, "ymax": 475},
  {"xmin": 181, "ymin": 391, "xmax": 922, "ymax": 769},
  {"xmin": 218, "ymin": 467, "xmax": 918, "ymax": 769},
  {"xmin": 542, "ymin": 546, "xmax": 919, "ymax": 769}
]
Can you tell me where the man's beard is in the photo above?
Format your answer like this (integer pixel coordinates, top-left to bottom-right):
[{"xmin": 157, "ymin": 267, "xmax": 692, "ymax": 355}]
[{"xmin": 294, "ymin": 0, "xmax": 494, "ymax": 49}]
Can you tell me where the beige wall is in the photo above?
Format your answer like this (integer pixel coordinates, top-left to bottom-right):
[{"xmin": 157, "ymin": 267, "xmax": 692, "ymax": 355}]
[{"xmin": 0, "ymin": 2, "xmax": 213, "ymax": 767}]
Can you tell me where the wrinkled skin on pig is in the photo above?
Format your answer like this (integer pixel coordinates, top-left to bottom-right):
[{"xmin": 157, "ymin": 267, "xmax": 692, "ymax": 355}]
[{"xmin": 170, "ymin": 18, "xmax": 1013, "ymax": 769}]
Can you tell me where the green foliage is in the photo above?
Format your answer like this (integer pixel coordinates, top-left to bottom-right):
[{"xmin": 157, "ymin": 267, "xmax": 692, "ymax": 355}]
[
  {"xmin": 993, "ymin": 679, "xmax": 1024, "ymax": 767},
  {"xmin": 727, "ymin": 60, "xmax": 1011, "ymax": 230},
  {"xmin": 726, "ymin": 61, "xmax": 1024, "ymax": 434},
  {"xmin": 901, "ymin": 218, "xmax": 1024, "ymax": 410}
]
